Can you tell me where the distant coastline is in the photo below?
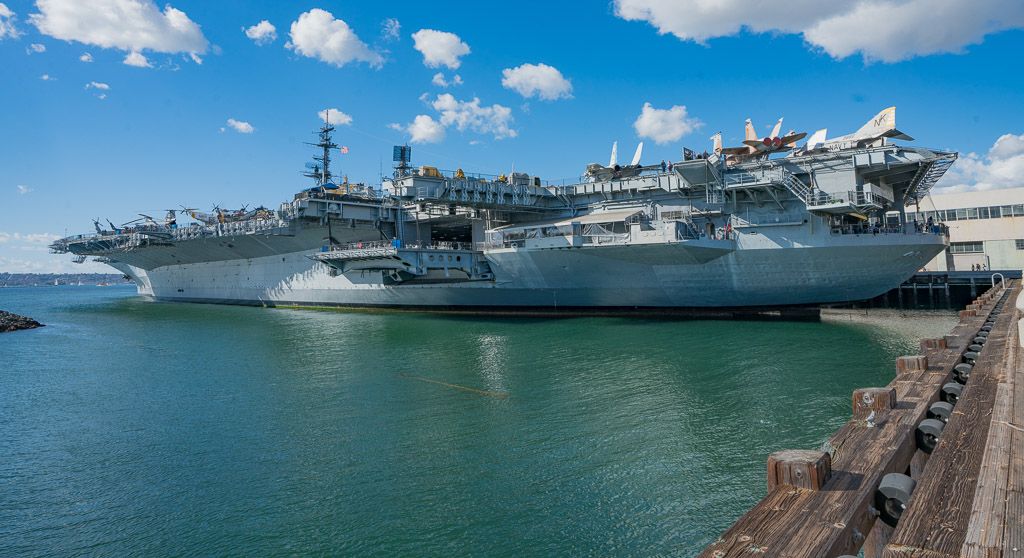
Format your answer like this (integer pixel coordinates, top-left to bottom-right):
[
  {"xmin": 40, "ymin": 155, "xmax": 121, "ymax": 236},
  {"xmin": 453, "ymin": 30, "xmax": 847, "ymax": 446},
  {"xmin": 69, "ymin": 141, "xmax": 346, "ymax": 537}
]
[{"xmin": 0, "ymin": 273, "xmax": 132, "ymax": 288}]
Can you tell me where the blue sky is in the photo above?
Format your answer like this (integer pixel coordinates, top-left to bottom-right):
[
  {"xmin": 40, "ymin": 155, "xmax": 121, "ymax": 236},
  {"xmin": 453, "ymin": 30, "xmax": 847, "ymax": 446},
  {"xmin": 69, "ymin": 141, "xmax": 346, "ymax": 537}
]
[{"xmin": 2, "ymin": 0, "xmax": 1023, "ymax": 272}]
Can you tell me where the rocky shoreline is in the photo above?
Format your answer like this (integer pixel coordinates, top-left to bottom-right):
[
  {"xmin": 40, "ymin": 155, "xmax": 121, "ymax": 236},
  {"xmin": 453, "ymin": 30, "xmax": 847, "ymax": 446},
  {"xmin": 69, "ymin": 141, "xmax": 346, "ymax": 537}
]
[{"xmin": 0, "ymin": 311, "xmax": 44, "ymax": 333}]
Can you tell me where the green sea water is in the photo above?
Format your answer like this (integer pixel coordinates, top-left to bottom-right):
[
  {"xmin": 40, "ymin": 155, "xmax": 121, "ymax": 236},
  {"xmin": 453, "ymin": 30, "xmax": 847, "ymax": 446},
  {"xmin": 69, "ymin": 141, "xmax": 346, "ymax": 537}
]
[{"xmin": 0, "ymin": 286, "xmax": 958, "ymax": 556}]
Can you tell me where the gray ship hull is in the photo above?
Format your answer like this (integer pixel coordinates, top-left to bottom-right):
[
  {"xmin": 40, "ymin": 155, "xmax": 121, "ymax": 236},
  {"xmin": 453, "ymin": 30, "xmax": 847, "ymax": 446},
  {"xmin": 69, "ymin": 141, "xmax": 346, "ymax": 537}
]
[{"xmin": 109, "ymin": 231, "xmax": 944, "ymax": 310}]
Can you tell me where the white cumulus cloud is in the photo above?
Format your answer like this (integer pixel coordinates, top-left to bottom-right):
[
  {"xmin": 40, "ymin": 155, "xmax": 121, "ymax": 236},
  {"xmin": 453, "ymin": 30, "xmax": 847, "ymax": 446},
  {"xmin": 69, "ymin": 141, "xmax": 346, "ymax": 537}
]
[
  {"xmin": 411, "ymin": 29, "xmax": 469, "ymax": 69},
  {"xmin": 244, "ymin": 20, "xmax": 276, "ymax": 45},
  {"xmin": 226, "ymin": 119, "xmax": 254, "ymax": 134},
  {"xmin": 318, "ymin": 108, "xmax": 352, "ymax": 125},
  {"xmin": 85, "ymin": 81, "xmax": 110, "ymax": 90},
  {"xmin": 79, "ymin": 52, "xmax": 92, "ymax": 62},
  {"xmin": 16, "ymin": 185, "xmax": 32, "ymax": 194},
  {"xmin": 431, "ymin": 72, "xmax": 462, "ymax": 87},
  {"xmin": 286, "ymin": 9, "xmax": 383, "ymax": 68},
  {"xmin": 934, "ymin": 133, "xmax": 1024, "ymax": 194},
  {"xmin": 30, "ymin": 0, "xmax": 208, "ymax": 61},
  {"xmin": 431, "ymin": 93, "xmax": 516, "ymax": 140},
  {"xmin": 391, "ymin": 115, "xmax": 446, "ymax": 144},
  {"xmin": 633, "ymin": 102, "xmax": 702, "ymax": 145},
  {"xmin": 0, "ymin": 2, "xmax": 20, "ymax": 40},
  {"xmin": 123, "ymin": 51, "xmax": 152, "ymax": 67},
  {"xmin": 613, "ymin": 0, "xmax": 1024, "ymax": 63},
  {"xmin": 501, "ymin": 63, "xmax": 573, "ymax": 101},
  {"xmin": 27, "ymin": 42, "xmax": 45, "ymax": 53},
  {"xmin": 40, "ymin": 74, "xmax": 54, "ymax": 80}
]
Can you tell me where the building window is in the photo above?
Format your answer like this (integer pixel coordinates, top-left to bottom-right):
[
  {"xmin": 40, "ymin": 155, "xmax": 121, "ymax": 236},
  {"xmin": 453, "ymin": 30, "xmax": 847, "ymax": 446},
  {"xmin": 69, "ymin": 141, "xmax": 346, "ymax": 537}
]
[
  {"xmin": 1016, "ymin": 239, "xmax": 1024, "ymax": 250},
  {"xmin": 950, "ymin": 241, "xmax": 983, "ymax": 253}
]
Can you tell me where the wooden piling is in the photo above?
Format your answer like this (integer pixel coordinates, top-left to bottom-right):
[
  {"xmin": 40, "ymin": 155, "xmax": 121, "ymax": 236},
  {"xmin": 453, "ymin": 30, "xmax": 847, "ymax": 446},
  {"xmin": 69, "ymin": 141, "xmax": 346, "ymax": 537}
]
[
  {"xmin": 766, "ymin": 450, "xmax": 832, "ymax": 492},
  {"xmin": 920, "ymin": 338, "xmax": 947, "ymax": 352},
  {"xmin": 853, "ymin": 387, "xmax": 897, "ymax": 415},
  {"xmin": 698, "ymin": 281, "xmax": 1017, "ymax": 558}
]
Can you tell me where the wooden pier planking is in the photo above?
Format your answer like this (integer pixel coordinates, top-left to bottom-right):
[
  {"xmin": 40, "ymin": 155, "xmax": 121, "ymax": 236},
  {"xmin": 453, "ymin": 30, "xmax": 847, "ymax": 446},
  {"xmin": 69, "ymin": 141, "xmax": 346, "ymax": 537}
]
[
  {"xmin": 699, "ymin": 281, "xmax": 1017, "ymax": 558},
  {"xmin": 881, "ymin": 294, "xmax": 1015, "ymax": 557}
]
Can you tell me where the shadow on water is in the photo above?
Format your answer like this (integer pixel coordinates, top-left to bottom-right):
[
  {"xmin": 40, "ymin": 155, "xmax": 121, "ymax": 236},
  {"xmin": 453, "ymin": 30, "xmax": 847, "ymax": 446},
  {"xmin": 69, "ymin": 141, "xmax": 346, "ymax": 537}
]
[{"xmin": 0, "ymin": 286, "xmax": 959, "ymax": 557}]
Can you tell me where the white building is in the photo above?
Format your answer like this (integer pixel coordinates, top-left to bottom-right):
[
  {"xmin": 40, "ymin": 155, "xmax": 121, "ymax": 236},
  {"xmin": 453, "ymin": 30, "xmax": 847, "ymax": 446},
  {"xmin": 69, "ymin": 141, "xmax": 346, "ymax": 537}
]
[{"xmin": 903, "ymin": 186, "xmax": 1024, "ymax": 271}]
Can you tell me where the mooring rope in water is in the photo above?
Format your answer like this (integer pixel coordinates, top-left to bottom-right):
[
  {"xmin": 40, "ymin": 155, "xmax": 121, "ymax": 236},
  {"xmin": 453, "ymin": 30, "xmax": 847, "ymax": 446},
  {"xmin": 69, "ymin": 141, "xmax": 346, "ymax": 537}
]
[{"xmin": 400, "ymin": 373, "xmax": 510, "ymax": 398}]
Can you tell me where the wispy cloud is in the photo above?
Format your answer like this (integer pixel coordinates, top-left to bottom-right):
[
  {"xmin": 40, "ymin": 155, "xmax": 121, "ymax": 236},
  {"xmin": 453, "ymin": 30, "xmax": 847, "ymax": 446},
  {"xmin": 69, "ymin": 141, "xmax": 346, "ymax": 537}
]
[
  {"xmin": 79, "ymin": 52, "xmax": 92, "ymax": 62},
  {"xmin": 431, "ymin": 72, "xmax": 462, "ymax": 88},
  {"xmin": 381, "ymin": 18, "xmax": 400, "ymax": 41},
  {"xmin": 16, "ymin": 185, "xmax": 32, "ymax": 194},
  {"xmin": 225, "ymin": 118, "xmax": 254, "ymax": 134},
  {"xmin": 26, "ymin": 42, "xmax": 45, "ymax": 54},
  {"xmin": 0, "ymin": 2, "xmax": 21, "ymax": 40}
]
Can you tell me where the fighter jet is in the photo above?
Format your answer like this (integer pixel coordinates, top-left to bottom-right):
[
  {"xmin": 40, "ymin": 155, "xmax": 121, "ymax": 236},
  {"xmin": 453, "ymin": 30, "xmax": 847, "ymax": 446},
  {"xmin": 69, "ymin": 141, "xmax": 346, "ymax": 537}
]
[
  {"xmin": 788, "ymin": 107, "xmax": 914, "ymax": 156},
  {"xmin": 716, "ymin": 117, "xmax": 807, "ymax": 163},
  {"xmin": 584, "ymin": 141, "xmax": 645, "ymax": 181}
]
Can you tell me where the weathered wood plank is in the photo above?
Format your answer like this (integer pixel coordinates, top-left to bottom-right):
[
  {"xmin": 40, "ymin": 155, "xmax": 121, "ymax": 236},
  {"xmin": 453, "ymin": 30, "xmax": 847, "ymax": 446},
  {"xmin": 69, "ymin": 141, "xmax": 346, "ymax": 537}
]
[
  {"xmin": 962, "ymin": 316, "xmax": 1015, "ymax": 557},
  {"xmin": 882, "ymin": 285, "xmax": 1017, "ymax": 557},
  {"xmin": 697, "ymin": 284, "xmax": 1013, "ymax": 558}
]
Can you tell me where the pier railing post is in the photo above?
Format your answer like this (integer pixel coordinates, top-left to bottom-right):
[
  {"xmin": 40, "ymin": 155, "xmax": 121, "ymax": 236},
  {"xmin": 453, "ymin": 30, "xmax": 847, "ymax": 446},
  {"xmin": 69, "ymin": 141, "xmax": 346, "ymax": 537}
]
[
  {"xmin": 895, "ymin": 355, "xmax": 928, "ymax": 374},
  {"xmin": 766, "ymin": 449, "xmax": 832, "ymax": 492}
]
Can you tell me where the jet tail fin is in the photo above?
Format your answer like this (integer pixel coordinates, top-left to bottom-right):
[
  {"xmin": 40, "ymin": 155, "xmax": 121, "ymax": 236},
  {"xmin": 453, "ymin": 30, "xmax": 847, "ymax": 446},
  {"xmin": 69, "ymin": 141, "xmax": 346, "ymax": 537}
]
[
  {"xmin": 609, "ymin": 141, "xmax": 618, "ymax": 167},
  {"xmin": 770, "ymin": 118, "xmax": 783, "ymax": 140},
  {"xmin": 630, "ymin": 142, "xmax": 643, "ymax": 166},
  {"xmin": 855, "ymin": 106, "xmax": 896, "ymax": 139},
  {"xmin": 710, "ymin": 132, "xmax": 722, "ymax": 155},
  {"xmin": 744, "ymin": 119, "xmax": 756, "ymax": 142},
  {"xmin": 805, "ymin": 128, "xmax": 827, "ymax": 150}
]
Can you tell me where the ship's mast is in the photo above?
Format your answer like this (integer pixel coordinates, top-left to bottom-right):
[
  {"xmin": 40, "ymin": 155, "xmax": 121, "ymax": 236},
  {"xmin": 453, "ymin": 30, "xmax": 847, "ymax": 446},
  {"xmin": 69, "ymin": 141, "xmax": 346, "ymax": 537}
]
[{"xmin": 304, "ymin": 117, "xmax": 338, "ymax": 186}]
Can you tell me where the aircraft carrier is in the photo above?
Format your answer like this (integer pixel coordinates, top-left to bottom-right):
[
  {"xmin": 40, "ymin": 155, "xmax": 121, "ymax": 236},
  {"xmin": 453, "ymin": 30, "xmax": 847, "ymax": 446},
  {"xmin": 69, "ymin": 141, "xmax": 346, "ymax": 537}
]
[{"xmin": 51, "ymin": 108, "xmax": 957, "ymax": 316}]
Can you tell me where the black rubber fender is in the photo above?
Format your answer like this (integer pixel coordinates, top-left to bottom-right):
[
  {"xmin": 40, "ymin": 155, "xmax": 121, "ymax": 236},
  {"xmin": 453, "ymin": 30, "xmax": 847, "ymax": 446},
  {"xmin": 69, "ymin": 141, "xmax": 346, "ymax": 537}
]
[
  {"xmin": 963, "ymin": 351, "xmax": 979, "ymax": 364},
  {"xmin": 981, "ymin": 325, "xmax": 993, "ymax": 332},
  {"xmin": 974, "ymin": 336, "xmax": 988, "ymax": 345},
  {"xmin": 876, "ymin": 472, "xmax": 917, "ymax": 527},
  {"xmin": 928, "ymin": 401, "xmax": 954, "ymax": 423},
  {"xmin": 978, "ymin": 331, "xmax": 990, "ymax": 338},
  {"xmin": 916, "ymin": 418, "xmax": 945, "ymax": 454},
  {"xmin": 954, "ymin": 363, "xmax": 973, "ymax": 384},
  {"xmin": 941, "ymin": 382, "xmax": 963, "ymax": 404},
  {"xmin": 968, "ymin": 344, "xmax": 984, "ymax": 352}
]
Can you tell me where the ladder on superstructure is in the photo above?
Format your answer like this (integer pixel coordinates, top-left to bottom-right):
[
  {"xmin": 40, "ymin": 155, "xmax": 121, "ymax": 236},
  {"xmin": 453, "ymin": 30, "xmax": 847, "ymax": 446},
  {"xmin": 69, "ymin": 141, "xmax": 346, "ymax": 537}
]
[{"xmin": 905, "ymin": 153, "xmax": 958, "ymax": 203}]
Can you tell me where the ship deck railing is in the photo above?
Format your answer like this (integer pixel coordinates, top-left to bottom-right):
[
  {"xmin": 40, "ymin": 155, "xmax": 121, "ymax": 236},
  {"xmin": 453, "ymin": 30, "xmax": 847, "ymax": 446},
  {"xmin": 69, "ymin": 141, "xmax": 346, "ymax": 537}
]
[
  {"xmin": 830, "ymin": 223, "xmax": 949, "ymax": 236},
  {"xmin": 321, "ymin": 240, "xmax": 485, "ymax": 254}
]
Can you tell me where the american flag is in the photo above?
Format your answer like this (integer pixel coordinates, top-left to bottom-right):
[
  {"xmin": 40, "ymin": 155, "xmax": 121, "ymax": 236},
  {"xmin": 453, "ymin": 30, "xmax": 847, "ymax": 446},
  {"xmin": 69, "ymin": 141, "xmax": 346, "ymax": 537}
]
[{"xmin": 341, "ymin": 146, "xmax": 349, "ymax": 154}]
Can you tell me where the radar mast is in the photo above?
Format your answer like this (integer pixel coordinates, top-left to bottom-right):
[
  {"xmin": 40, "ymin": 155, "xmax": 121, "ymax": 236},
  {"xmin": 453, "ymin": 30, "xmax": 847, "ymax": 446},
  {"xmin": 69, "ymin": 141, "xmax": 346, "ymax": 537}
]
[{"xmin": 304, "ymin": 118, "xmax": 338, "ymax": 186}]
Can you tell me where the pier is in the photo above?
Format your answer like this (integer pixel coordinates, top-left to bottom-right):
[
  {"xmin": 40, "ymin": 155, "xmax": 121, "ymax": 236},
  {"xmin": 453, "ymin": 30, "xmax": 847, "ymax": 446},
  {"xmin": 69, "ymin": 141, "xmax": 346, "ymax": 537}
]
[
  {"xmin": 840, "ymin": 270, "xmax": 1022, "ymax": 310},
  {"xmin": 700, "ymin": 278, "xmax": 1022, "ymax": 557}
]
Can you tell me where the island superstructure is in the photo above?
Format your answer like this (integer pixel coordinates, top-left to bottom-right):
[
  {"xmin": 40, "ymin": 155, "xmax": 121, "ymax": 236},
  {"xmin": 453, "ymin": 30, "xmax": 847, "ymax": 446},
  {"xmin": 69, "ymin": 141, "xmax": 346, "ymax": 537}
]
[{"xmin": 51, "ymin": 109, "xmax": 956, "ymax": 313}]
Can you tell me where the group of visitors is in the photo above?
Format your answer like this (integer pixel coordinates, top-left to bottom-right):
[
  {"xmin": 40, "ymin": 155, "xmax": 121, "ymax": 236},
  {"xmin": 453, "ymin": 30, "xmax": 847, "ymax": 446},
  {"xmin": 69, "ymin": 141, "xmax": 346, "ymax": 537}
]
[{"xmin": 972, "ymin": 263, "xmax": 988, "ymax": 271}]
